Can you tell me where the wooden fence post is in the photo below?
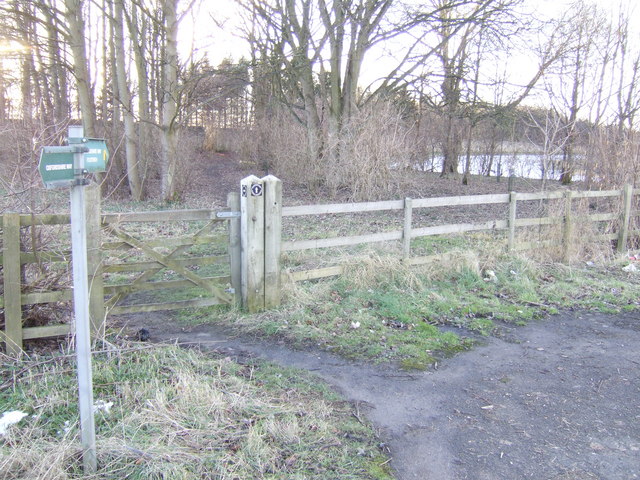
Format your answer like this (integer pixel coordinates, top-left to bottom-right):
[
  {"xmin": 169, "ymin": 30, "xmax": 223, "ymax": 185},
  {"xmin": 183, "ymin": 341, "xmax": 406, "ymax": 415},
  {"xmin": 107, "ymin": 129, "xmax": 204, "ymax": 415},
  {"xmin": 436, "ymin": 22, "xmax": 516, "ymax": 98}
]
[
  {"xmin": 3, "ymin": 213, "xmax": 23, "ymax": 356},
  {"xmin": 508, "ymin": 192, "xmax": 518, "ymax": 251},
  {"xmin": 403, "ymin": 198, "xmax": 412, "ymax": 260},
  {"xmin": 240, "ymin": 175, "xmax": 265, "ymax": 312},
  {"xmin": 85, "ymin": 185, "xmax": 105, "ymax": 339},
  {"xmin": 563, "ymin": 191, "xmax": 574, "ymax": 262},
  {"xmin": 227, "ymin": 191, "xmax": 242, "ymax": 306},
  {"xmin": 617, "ymin": 184, "xmax": 633, "ymax": 253},
  {"xmin": 263, "ymin": 175, "xmax": 282, "ymax": 309}
]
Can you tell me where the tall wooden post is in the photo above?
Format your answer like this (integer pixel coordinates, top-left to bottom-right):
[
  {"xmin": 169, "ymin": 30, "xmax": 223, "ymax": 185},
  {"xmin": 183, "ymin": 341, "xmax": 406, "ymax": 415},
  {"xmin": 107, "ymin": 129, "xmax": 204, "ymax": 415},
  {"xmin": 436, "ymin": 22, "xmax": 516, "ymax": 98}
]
[
  {"xmin": 617, "ymin": 184, "xmax": 633, "ymax": 253},
  {"xmin": 508, "ymin": 192, "xmax": 518, "ymax": 251},
  {"xmin": 403, "ymin": 198, "xmax": 413, "ymax": 260},
  {"xmin": 85, "ymin": 184, "xmax": 105, "ymax": 339},
  {"xmin": 563, "ymin": 191, "xmax": 574, "ymax": 262},
  {"xmin": 227, "ymin": 191, "xmax": 242, "ymax": 306},
  {"xmin": 240, "ymin": 175, "xmax": 265, "ymax": 312},
  {"xmin": 2, "ymin": 213, "xmax": 22, "ymax": 356},
  {"xmin": 263, "ymin": 176, "xmax": 282, "ymax": 309}
]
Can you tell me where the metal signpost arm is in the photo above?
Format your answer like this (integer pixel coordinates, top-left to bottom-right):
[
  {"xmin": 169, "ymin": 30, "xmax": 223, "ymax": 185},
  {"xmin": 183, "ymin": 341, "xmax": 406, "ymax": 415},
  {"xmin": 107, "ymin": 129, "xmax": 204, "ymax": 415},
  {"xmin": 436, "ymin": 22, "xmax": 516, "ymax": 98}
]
[{"xmin": 70, "ymin": 148, "xmax": 97, "ymax": 473}]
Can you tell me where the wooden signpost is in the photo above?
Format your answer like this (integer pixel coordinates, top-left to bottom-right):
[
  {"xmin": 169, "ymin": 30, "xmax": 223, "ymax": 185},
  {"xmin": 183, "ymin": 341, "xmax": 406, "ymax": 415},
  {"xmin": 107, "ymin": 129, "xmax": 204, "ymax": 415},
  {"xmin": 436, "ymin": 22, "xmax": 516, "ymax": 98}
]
[{"xmin": 37, "ymin": 126, "xmax": 109, "ymax": 474}]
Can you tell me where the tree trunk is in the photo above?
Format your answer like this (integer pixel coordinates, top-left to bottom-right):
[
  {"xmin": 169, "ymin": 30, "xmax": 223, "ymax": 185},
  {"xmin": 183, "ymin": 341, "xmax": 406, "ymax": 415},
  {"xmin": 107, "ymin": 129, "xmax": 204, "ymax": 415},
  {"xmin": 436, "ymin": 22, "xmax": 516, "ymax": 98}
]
[
  {"xmin": 160, "ymin": 0, "xmax": 179, "ymax": 201},
  {"xmin": 64, "ymin": 0, "xmax": 96, "ymax": 137},
  {"xmin": 441, "ymin": 108, "xmax": 460, "ymax": 176},
  {"xmin": 128, "ymin": 3, "xmax": 152, "ymax": 195},
  {"xmin": 44, "ymin": 4, "xmax": 69, "ymax": 125},
  {"xmin": 114, "ymin": 0, "xmax": 142, "ymax": 200}
]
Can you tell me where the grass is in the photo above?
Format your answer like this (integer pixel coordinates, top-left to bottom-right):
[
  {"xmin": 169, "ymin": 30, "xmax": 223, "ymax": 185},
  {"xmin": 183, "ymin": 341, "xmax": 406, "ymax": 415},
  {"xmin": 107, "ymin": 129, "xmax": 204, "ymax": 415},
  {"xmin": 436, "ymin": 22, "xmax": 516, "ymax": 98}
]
[
  {"xmin": 176, "ymin": 237, "xmax": 640, "ymax": 371},
  {"xmin": 1, "ymin": 343, "xmax": 392, "ymax": 480}
]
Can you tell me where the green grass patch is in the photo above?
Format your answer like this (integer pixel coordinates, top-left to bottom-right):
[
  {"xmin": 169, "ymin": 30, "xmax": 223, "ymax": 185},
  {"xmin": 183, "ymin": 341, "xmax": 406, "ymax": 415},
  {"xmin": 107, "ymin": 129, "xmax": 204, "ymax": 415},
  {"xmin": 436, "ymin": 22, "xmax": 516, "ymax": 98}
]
[
  {"xmin": 186, "ymin": 242, "xmax": 640, "ymax": 370},
  {"xmin": 1, "ymin": 343, "xmax": 391, "ymax": 479}
]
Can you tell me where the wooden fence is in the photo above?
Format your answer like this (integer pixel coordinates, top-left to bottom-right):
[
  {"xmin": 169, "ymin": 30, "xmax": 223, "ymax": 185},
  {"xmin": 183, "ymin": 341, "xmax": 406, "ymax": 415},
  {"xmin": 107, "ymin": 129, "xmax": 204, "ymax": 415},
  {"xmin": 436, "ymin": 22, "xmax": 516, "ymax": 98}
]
[
  {"xmin": 1, "ymin": 179, "xmax": 638, "ymax": 355},
  {"xmin": 282, "ymin": 185, "xmax": 639, "ymax": 282}
]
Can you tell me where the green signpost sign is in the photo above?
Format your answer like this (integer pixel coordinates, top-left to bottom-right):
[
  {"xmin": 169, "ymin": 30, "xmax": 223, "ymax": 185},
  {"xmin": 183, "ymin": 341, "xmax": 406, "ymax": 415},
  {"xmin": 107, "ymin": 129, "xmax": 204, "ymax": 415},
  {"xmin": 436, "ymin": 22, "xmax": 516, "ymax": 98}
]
[
  {"xmin": 83, "ymin": 139, "xmax": 109, "ymax": 173},
  {"xmin": 38, "ymin": 138, "xmax": 109, "ymax": 189},
  {"xmin": 38, "ymin": 145, "xmax": 85, "ymax": 188}
]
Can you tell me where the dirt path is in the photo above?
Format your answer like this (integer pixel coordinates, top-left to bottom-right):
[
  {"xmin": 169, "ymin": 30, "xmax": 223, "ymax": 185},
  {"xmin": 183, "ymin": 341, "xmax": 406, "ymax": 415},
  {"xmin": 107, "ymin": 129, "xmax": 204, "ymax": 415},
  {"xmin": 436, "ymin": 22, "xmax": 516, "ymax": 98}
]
[{"xmin": 119, "ymin": 310, "xmax": 640, "ymax": 480}]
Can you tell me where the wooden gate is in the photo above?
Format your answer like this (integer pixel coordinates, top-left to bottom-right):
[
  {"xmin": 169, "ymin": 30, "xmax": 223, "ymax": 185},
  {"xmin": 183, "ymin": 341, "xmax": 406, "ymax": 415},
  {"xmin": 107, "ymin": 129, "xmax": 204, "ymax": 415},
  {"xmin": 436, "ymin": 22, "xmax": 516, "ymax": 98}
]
[
  {"xmin": 100, "ymin": 194, "xmax": 241, "ymax": 318},
  {"xmin": 1, "ymin": 176, "xmax": 284, "ymax": 354}
]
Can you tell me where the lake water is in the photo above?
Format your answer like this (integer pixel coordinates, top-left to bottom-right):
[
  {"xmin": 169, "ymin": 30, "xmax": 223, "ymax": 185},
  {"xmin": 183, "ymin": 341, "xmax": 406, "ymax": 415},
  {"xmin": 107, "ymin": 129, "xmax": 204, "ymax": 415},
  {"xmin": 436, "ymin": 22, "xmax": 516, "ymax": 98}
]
[{"xmin": 417, "ymin": 153, "xmax": 567, "ymax": 180}]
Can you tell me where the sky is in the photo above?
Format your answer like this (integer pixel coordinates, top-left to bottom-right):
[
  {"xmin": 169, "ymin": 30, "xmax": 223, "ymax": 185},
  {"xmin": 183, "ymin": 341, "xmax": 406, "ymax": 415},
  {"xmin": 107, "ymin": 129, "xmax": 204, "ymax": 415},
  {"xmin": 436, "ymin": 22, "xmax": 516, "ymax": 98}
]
[{"xmin": 182, "ymin": 0, "xmax": 640, "ymax": 63}]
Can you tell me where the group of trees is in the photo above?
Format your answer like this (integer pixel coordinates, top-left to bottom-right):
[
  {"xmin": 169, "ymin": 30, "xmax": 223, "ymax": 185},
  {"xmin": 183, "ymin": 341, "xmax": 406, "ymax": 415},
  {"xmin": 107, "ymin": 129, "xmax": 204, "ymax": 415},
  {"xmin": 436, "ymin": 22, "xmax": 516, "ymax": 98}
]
[
  {"xmin": 241, "ymin": 0, "xmax": 640, "ymax": 193},
  {"xmin": 1, "ymin": 0, "xmax": 639, "ymax": 202},
  {"xmin": 0, "ymin": 0, "xmax": 210, "ymax": 201}
]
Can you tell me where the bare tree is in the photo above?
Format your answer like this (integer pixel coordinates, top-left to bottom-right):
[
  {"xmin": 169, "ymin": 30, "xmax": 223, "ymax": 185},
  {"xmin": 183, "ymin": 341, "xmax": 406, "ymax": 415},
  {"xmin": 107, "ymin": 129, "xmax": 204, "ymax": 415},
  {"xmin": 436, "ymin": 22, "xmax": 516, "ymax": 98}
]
[
  {"xmin": 542, "ymin": 1, "xmax": 609, "ymax": 185},
  {"xmin": 159, "ymin": 0, "xmax": 179, "ymax": 201},
  {"xmin": 64, "ymin": 0, "xmax": 97, "ymax": 137},
  {"xmin": 113, "ymin": 0, "xmax": 142, "ymax": 199}
]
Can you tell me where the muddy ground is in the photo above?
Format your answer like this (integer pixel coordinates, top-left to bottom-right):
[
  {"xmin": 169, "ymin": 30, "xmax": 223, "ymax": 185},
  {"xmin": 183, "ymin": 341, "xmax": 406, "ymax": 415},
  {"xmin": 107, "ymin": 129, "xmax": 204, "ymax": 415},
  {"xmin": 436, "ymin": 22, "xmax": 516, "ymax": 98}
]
[{"xmin": 119, "ymin": 309, "xmax": 640, "ymax": 480}]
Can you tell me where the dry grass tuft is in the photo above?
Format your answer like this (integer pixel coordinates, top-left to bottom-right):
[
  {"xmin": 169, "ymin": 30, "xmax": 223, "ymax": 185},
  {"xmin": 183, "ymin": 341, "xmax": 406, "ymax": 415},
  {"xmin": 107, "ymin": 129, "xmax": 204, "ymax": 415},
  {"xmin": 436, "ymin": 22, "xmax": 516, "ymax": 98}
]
[
  {"xmin": 1, "ymin": 344, "xmax": 389, "ymax": 479},
  {"xmin": 517, "ymin": 197, "xmax": 618, "ymax": 264}
]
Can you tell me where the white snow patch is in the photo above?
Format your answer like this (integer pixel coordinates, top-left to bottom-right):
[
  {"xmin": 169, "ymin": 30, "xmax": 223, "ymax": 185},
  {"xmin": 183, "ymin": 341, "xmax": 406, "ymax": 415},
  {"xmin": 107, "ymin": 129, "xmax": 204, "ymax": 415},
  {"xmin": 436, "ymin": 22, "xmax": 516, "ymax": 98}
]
[
  {"xmin": 93, "ymin": 400, "xmax": 114, "ymax": 414},
  {"xmin": 0, "ymin": 411, "xmax": 28, "ymax": 436}
]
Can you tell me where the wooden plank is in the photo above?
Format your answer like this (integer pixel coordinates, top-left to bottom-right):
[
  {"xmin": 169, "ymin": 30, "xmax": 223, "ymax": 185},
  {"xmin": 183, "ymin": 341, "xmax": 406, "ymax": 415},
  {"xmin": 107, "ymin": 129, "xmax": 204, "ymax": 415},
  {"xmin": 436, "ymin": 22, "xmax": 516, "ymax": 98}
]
[
  {"xmin": 516, "ymin": 191, "xmax": 565, "ymax": 201},
  {"xmin": 572, "ymin": 189, "xmax": 621, "ymax": 199},
  {"xmin": 515, "ymin": 217, "xmax": 562, "ymax": 227},
  {"xmin": 227, "ymin": 192, "xmax": 242, "ymax": 306},
  {"xmin": 22, "ymin": 290, "xmax": 73, "ymax": 305},
  {"xmin": 600, "ymin": 233, "xmax": 619, "ymax": 240},
  {"xmin": 407, "ymin": 253, "xmax": 449, "ymax": 266},
  {"xmin": 288, "ymin": 266, "xmax": 344, "ymax": 282},
  {"xmin": 101, "ymin": 234, "xmax": 222, "ymax": 250},
  {"xmin": 102, "ymin": 255, "xmax": 228, "ymax": 273},
  {"xmin": 85, "ymin": 185, "xmax": 105, "ymax": 338},
  {"xmin": 102, "ymin": 209, "xmax": 221, "ymax": 223},
  {"xmin": 106, "ymin": 225, "xmax": 233, "ymax": 304},
  {"xmin": 240, "ymin": 175, "xmax": 265, "ymax": 312},
  {"xmin": 3, "ymin": 213, "xmax": 23, "ymax": 356},
  {"xmin": 412, "ymin": 193, "xmax": 509, "ymax": 208},
  {"xmin": 618, "ymin": 184, "xmax": 633, "ymax": 253},
  {"xmin": 263, "ymin": 175, "xmax": 282, "ymax": 309},
  {"xmin": 282, "ymin": 199, "xmax": 404, "ymax": 217},
  {"xmin": 109, "ymin": 296, "xmax": 225, "ymax": 315},
  {"xmin": 104, "ymin": 276, "xmax": 230, "ymax": 295},
  {"xmin": 0, "ymin": 324, "xmax": 67, "ymax": 343},
  {"xmin": 563, "ymin": 191, "xmax": 574, "ymax": 262},
  {"xmin": 282, "ymin": 230, "xmax": 403, "ymax": 252},
  {"xmin": 18, "ymin": 214, "xmax": 70, "ymax": 226},
  {"xmin": 508, "ymin": 192, "xmax": 517, "ymax": 251},
  {"xmin": 412, "ymin": 220, "xmax": 508, "ymax": 238},
  {"xmin": 589, "ymin": 212, "xmax": 617, "ymax": 222},
  {"xmin": 22, "ymin": 324, "xmax": 72, "ymax": 340},
  {"xmin": 403, "ymin": 198, "xmax": 412, "ymax": 259},
  {"xmin": 20, "ymin": 251, "xmax": 71, "ymax": 264}
]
